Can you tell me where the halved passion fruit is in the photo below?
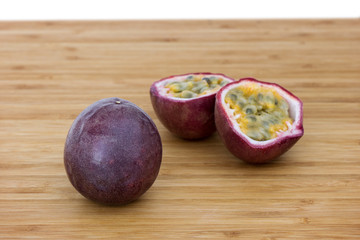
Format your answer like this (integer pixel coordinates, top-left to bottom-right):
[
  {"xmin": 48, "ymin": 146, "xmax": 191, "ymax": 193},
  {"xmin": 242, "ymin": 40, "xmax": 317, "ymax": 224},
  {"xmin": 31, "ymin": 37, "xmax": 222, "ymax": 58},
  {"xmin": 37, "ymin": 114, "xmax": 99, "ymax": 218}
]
[
  {"xmin": 215, "ymin": 78, "xmax": 304, "ymax": 164},
  {"xmin": 150, "ymin": 73, "xmax": 234, "ymax": 139}
]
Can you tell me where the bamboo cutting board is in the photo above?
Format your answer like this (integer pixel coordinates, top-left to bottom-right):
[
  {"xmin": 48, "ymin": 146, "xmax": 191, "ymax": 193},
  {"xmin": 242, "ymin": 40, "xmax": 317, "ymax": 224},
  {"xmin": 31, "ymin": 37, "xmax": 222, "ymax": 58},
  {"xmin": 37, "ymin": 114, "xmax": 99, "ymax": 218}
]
[{"xmin": 0, "ymin": 19, "xmax": 360, "ymax": 239}]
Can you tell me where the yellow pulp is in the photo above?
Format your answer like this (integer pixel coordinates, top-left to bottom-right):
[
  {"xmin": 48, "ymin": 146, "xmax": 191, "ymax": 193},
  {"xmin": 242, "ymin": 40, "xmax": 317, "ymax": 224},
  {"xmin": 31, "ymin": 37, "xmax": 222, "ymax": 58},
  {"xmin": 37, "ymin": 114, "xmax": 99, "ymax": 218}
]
[{"xmin": 225, "ymin": 83, "xmax": 293, "ymax": 141}]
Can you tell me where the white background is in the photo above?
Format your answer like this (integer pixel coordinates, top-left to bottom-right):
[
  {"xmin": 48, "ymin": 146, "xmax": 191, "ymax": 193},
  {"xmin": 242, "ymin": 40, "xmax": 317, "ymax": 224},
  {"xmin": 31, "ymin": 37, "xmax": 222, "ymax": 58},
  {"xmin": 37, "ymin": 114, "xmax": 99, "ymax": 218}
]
[{"xmin": 0, "ymin": 0, "xmax": 359, "ymax": 20}]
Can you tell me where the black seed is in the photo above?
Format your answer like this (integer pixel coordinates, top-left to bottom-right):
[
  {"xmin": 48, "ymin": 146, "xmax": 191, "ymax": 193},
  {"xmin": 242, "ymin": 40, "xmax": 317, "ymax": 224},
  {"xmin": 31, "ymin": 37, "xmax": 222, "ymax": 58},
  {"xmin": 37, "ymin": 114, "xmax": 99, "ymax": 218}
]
[
  {"xmin": 229, "ymin": 94, "xmax": 238, "ymax": 101},
  {"xmin": 203, "ymin": 77, "xmax": 212, "ymax": 85},
  {"xmin": 246, "ymin": 108, "xmax": 253, "ymax": 114},
  {"xmin": 257, "ymin": 93, "xmax": 263, "ymax": 101},
  {"xmin": 236, "ymin": 97, "xmax": 247, "ymax": 108},
  {"xmin": 237, "ymin": 100, "xmax": 245, "ymax": 108},
  {"xmin": 275, "ymin": 98, "xmax": 278, "ymax": 105}
]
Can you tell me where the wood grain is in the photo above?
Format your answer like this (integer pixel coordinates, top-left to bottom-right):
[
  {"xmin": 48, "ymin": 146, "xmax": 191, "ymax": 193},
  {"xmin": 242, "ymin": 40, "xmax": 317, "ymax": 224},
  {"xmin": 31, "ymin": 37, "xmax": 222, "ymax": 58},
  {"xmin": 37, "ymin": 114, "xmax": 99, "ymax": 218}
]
[{"xmin": 0, "ymin": 19, "xmax": 360, "ymax": 239}]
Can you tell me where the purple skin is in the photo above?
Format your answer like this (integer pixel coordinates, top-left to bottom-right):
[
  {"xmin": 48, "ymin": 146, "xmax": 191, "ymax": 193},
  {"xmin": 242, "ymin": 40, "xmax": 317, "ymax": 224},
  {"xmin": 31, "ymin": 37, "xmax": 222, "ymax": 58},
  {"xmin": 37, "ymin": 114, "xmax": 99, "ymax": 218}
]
[
  {"xmin": 150, "ymin": 73, "xmax": 234, "ymax": 139},
  {"xmin": 215, "ymin": 78, "xmax": 304, "ymax": 164},
  {"xmin": 64, "ymin": 98, "xmax": 162, "ymax": 205}
]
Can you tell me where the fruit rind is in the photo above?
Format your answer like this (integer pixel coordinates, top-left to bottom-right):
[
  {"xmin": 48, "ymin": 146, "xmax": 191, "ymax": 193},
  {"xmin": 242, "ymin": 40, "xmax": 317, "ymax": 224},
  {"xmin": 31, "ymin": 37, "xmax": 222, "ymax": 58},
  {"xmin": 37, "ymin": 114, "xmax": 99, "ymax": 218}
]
[
  {"xmin": 215, "ymin": 78, "xmax": 304, "ymax": 164},
  {"xmin": 150, "ymin": 73, "xmax": 234, "ymax": 139},
  {"xmin": 64, "ymin": 97, "xmax": 162, "ymax": 205}
]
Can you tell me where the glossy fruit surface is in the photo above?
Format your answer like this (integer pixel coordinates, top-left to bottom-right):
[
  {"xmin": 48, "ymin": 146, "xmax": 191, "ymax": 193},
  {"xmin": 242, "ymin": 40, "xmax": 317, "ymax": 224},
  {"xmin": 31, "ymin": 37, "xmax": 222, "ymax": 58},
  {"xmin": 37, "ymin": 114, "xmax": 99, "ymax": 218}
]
[
  {"xmin": 215, "ymin": 78, "xmax": 303, "ymax": 164},
  {"xmin": 64, "ymin": 98, "xmax": 162, "ymax": 205},
  {"xmin": 150, "ymin": 73, "xmax": 234, "ymax": 139}
]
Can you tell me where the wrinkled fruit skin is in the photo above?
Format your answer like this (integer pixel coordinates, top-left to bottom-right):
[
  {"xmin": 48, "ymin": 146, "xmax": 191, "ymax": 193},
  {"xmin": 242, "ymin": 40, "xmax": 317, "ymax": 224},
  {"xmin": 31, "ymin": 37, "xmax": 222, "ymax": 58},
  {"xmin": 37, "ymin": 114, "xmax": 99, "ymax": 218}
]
[
  {"xmin": 150, "ymin": 73, "xmax": 234, "ymax": 139},
  {"xmin": 215, "ymin": 78, "xmax": 304, "ymax": 164},
  {"xmin": 64, "ymin": 98, "xmax": 162, "ymax": 205}
]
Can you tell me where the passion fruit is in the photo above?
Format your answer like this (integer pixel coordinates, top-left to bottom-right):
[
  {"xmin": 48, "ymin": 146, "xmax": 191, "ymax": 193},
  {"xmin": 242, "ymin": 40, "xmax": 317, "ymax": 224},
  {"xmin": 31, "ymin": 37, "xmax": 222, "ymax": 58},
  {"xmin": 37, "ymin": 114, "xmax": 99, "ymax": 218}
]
[
  {"xmin": 150, "ymin": 73, "xmax": 234, "ymax": 139},
  {"xmin": 215, "ymin": 78, "xmax": 304, "ymax": 164},
  {"xmin": 64, "ymin": 98, "xmax": 162, "ymax": 205}
]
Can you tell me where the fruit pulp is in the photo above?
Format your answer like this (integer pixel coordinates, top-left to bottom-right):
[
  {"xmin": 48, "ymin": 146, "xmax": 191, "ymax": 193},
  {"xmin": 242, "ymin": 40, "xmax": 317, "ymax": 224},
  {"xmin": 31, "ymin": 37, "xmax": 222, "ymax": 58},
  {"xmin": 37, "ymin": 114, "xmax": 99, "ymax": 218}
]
[
  {"xmin": 225, "ymin": 83, "xmax": 293, "ymax": 141},
  {"xmin": 165, "ymin": 74, "xmax": 229, "ymax": 99}
]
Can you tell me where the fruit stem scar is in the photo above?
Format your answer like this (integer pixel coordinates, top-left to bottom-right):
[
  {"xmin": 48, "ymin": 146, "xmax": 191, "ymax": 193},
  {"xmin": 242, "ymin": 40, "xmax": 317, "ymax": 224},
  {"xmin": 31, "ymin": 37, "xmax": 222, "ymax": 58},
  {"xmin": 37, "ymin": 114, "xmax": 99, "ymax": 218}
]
[{"xmin": 115, "ymin": 100, "xmax": 121, "ymax": 104}]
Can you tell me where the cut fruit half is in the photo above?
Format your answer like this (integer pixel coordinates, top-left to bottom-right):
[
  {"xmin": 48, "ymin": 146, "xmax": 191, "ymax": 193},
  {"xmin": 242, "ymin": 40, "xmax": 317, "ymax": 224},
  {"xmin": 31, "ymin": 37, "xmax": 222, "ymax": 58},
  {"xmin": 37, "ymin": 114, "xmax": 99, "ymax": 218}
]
[
  {"xmin": 215, "ymin": 78, "xmax": 304, "ymax": 164},
  {"xmin": 150, "ymin": 72, "xmax": 234, "ymax": 139}
]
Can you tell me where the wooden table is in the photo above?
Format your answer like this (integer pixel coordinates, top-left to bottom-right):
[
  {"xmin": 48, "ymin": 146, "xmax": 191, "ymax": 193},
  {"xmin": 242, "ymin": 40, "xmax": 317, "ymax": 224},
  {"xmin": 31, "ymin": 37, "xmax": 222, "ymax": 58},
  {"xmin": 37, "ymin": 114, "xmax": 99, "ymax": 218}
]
[{"xmin": 0, "ymin": 19, "xmax": 359, "ymax": 239}]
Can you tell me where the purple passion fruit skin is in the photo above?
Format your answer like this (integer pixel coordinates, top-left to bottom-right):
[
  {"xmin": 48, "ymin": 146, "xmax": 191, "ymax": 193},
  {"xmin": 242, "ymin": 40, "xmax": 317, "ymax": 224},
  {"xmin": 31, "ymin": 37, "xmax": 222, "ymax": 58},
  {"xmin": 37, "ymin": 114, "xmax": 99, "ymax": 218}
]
[
  {"xmin": 150, "ymin": 73, "xmax": 234, "ymax": 139},
  {"xmin": 215, "ymin": 78, "xmax": 304, "ymax": 164},
  {"xmin": 64, "ymin": 98, "xmax": 162, "ymax": 205}
]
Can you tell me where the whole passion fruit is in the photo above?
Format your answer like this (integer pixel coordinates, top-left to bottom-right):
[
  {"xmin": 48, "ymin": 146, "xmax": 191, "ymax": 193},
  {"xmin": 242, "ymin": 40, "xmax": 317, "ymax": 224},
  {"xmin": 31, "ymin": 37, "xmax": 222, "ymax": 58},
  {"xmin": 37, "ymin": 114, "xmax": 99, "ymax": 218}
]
[
  {"xmin": 215, "ymin": 78, "xmax": 304, "ymax": 164},
  {"xmin": 150, "ymin": 73, "xmax": 234, "ymax": 139},
  {"xmin": 64, "ymin": 98, "xmax": 162, "ymax": 205}
]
